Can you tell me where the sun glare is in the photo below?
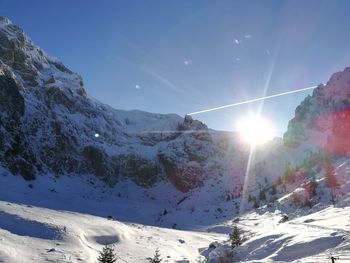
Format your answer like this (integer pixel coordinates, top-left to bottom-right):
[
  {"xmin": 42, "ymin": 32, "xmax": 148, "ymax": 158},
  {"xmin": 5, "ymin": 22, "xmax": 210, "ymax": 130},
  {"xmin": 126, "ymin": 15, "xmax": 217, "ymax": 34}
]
[{"xmin": 236, "ymin": 114, "xmax": 275, "ymax": 145}]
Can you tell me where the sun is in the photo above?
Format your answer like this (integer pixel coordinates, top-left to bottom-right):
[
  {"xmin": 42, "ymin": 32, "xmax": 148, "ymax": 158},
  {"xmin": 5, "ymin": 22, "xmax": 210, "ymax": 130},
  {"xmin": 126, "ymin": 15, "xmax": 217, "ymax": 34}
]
[{"xmin": 236, "ymin": 114, "xmax": 275, "ymax": 145}]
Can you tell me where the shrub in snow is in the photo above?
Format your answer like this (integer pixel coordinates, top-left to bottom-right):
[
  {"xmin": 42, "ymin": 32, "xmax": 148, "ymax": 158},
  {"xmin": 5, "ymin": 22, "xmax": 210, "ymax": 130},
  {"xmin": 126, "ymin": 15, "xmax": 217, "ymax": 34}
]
[
  {"xmin": 229, "ymin": 225, "xmax": 242, "ymax": 249},
  {"xmin": 97, "ymin": 244, "xmax": 117, "ymax": 263},
  {"xmin": 270, "ymin": 184, "xmax": 277, "ymax": 195},
  {"xmin": 259, "ymin": 189, "xmax": 266, "ymax": 201},
  {"xmin": 148, "ymin": 248, "xmax": 162, "ymax": 263},
  {"xmin": 178, "ymin": 238, "xmax": 185, "ymax": 244},
  {"xmin": 253, "ymin": 199, "xmax": 259, "ymax": 209}
]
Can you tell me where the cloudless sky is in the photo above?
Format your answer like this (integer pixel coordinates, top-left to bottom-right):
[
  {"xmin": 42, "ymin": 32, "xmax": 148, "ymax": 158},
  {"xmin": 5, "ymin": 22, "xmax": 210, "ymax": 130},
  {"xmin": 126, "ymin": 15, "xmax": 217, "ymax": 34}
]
[{"xmin": 1, "ymin": 0, "xmax": 350, "ymax": 136}]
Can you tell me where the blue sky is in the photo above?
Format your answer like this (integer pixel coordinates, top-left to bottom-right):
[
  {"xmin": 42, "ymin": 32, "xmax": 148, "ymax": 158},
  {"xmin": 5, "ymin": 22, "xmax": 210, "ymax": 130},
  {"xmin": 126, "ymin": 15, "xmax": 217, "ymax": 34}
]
[{"xmin": 1, "ymin": 0, "xmax": 350, "ymax": 135}]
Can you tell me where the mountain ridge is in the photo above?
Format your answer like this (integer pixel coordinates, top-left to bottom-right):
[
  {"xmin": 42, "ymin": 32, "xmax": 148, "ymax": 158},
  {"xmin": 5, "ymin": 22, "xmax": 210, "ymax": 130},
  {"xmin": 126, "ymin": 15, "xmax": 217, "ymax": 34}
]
[
  {"xmin": 1, "ymin": 16, "xmax": 350, "ymax": 197},
  {"xmin": 0, "ymin": 16, "xmax": 225, "ymax": 192}
]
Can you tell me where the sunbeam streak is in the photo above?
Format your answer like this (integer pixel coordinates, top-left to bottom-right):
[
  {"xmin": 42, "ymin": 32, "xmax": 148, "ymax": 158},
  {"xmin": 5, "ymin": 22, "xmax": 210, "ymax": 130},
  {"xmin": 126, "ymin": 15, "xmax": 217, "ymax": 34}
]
[{"xmin": 188, "ymin": 85, "xmax": 319, "ymax": 116}]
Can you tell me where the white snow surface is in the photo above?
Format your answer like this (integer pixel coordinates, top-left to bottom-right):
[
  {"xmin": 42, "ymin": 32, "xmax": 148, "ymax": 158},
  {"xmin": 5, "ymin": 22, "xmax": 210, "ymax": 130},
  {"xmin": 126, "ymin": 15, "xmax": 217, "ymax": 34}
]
[
  {"xmin": 1, "ymin": 161, "xmax": 350, "ymax": 263},
  {"xmin": 0, "ymin": 169, "xmax": 226, "ymax": 263}
]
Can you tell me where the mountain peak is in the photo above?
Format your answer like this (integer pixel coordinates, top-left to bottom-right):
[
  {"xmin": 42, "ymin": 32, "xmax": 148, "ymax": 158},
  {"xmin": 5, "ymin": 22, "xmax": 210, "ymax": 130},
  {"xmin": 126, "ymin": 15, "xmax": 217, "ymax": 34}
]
[
  {"xmin": 0, "ymin": 16, "xmax": 12, "ymax": 26},
  {"xmin": 0, "ymin": 16, "xmax": 83, "ymax": 92},
  {"xmin": 284, "ymin": 66, "xmax": 350, "ymax": 149}
]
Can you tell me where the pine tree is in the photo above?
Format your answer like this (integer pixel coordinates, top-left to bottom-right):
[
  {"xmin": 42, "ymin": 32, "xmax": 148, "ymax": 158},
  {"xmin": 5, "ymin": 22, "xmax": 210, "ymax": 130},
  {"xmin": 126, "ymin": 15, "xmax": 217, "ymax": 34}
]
[
  {"xmin": 270, "ymin": 184, "xmax": 277, "ymax": 195},
  {"xmin": 230, "ymin": 225, "xmax": 242, "ymax": 249},
  {"xmin": 283, "ymin": 165, "xmax": 294, "ymax": 182},
  {"xmin": 248, "ymin": 194, "xmax": 253, "ymax": 202},
  {"xmin": 259, "ymin": 189, "xmax": 266, "ymax": 201},
  {"xmin": 324, "ymin": 162, "xmax": 340, "ymax": 203},
  {"xmin": 148, "ymin": 248, "xmax": 162, "ymax": 263},
  {"xmin": 253, "ymin": 199, "xmax": 259, "ymax": 209},
  {"xmin": 97, "ymin": 244, "xmax": 117, "ymax": 263}
]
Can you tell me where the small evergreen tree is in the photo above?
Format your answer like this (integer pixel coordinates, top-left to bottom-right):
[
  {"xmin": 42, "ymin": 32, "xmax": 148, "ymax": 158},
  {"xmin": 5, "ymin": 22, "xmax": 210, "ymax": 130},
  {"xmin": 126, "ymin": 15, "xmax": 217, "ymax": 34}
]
[
  {"xmin": 283, "ymin": 165, "xmax": 294, "ymax": 182},
  {"xmin": 248, "ymin": 194, "xmax": 253, "ymax": 202},
  {"xmin": 270, "ymin": 184, "xmax": 277, "ymax": 195},
  {"xmin": 324, "ymin": 162, "xmax": 340, "ymax": 203},
  {"xmin": 230, "ymin": 225, "xmax": 242, "ymax": 249},
  {"xmin": 148, "ymin": 248, "xmax": 162, "ymax": 263},
  {"xmin": 259, "ymin": 189, "xmax": 266, "ymax": 201},
  {"xmin": 97, "ymin": 244, "xmax": 117, "ymax": 263},
  {"xmin": 253, "ymin": 199, "xmax": 259, "ymax": 209},
  {"xmin": 310, "ymin": 179, "xmax": 318, "ymax": 196}
]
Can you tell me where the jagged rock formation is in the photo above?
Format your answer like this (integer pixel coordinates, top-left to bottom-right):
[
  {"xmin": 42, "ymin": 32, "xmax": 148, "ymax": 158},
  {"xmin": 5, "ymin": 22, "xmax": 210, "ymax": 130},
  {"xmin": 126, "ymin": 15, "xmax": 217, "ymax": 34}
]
[{"xmin": 284, "ymin": 67, "xmax": 350, "ymax": 155}]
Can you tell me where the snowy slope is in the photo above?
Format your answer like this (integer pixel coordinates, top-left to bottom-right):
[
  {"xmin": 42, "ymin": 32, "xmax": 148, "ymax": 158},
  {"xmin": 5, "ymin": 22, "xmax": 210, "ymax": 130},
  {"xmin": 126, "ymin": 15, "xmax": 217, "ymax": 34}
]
[
  {"xmin": 0, "ymin": 167, "xmax": 227, "ymax": 263},
  {"xmin": 214, "ymin": 203, "xmax": 350, "ymax": 263},
  {"xmin": 0, "ymin": 200, "xmax": 225, "ymax": 263},
  {"xmin": 1, "ymin": 157, "xmax": 350, "ymax": 263},
  {"xmin": 200, "ymin": 156, "xmax": 350, "ymax": 262}
]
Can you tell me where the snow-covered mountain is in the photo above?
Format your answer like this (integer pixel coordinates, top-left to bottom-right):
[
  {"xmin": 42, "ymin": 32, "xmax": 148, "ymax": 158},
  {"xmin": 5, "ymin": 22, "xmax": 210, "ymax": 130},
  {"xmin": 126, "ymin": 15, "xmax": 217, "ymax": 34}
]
[
  {"xmin": 1, "ymin": 16, "xmax": 350, "ymax": 263},
  {"xmin": 0, "ymin": 16, "xmax": 227, "ymax": 192},
  {"xmin": 0, "ymin": 16, "xmax": 300, "ymax": 197},
  {"xmin": 284, "ymin": 66, "xmax": 350, "ymax": 152}
]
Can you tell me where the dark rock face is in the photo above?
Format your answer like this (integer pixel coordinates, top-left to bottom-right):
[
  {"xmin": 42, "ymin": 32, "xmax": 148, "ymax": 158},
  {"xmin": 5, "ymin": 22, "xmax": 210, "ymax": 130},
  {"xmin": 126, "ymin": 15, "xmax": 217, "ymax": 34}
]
[
  {"xmin": 122, "ymin": 154, "xmax": 159, "ymax": 187},
  {"xmin": 82, "ymin": 146, "xmax": 106, "ymax": 177},
  {"xmin": 0, "ymin": 73, "xmax": 24, "ymax": 122},
  {"xmin": 0, "ymin": 71, "xmax": 37, "ymax": 180},
  {"xmin": 0, "ymin": 27, "xmax": 38, "ymax": 86},
  {"xmin": 159, "ymin": 154, "xmax": 204, "ymax": 192}
]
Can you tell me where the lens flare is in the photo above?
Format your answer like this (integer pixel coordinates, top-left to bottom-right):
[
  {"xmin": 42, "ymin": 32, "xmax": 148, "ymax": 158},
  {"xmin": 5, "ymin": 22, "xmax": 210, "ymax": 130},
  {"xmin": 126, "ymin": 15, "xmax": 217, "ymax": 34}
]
[{"xmin": 236, "ymin": 114, "xmax": 275, "ymax": 145}]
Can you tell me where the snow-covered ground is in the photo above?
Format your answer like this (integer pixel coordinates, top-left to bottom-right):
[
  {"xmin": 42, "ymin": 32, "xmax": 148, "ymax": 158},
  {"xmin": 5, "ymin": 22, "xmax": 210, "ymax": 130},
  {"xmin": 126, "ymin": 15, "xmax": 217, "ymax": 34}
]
[
  {"xmin": 1, "ymin": 165, "xmax": 350, "ymax": 263},
  {"xmin": 0, "ymin": 170, "xmax": 228, "ymax": 262},
  {"xmin": 0, "ymin": 200, "xmax": 225, "ymax": 263},
  {"xmin": 228, "ymin": 204, "xmax": 350, "ymax": 262}
]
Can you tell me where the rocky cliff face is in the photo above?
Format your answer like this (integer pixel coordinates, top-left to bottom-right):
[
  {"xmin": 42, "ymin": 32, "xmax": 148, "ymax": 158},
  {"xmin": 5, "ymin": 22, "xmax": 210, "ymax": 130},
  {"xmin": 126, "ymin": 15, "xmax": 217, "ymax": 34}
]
[
  {"xmin": 0, "ymin": 17, "xmax": 226, "ymax": 192},
  {"xmin": 284, "ymin": 67, "xmax": 350, "ymax": 156}
]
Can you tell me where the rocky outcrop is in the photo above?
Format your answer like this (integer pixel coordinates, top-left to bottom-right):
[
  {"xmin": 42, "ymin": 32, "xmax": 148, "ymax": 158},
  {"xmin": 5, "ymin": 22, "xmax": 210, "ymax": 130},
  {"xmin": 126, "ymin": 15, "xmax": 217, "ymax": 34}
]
[
  {"xmin": 284, "ymin": 67, "xmax": 350, "ymax": 152},
  {"xmin": 0, "ymin": 65, "xmax": 38, "ymax": 180},
  {"xmin": 159, "ymin": 154, "xmax": 204, "ymax": 192}
]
